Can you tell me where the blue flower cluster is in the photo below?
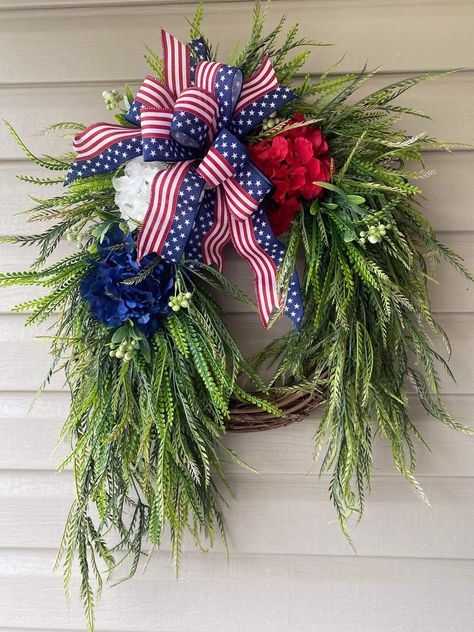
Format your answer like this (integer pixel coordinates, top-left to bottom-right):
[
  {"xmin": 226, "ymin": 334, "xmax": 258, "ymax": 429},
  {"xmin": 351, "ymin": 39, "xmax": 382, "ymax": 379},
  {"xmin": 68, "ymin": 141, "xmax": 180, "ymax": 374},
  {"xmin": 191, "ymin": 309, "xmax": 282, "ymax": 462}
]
[{"xmin": 81, "ymin": 227, "xmax": 174, "ymax": 336}]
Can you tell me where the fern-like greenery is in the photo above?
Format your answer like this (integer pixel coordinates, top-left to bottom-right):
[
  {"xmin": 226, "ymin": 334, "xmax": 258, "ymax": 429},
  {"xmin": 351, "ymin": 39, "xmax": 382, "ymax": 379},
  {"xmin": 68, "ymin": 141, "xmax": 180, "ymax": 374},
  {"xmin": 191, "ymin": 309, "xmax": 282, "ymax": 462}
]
[
  {"xmin": 0, "ymin": 124, "xmax": 274, "ymax": 632},
  {"xmin": 254, "ymin": 67, "xmax": 473, "ymax": 536}
]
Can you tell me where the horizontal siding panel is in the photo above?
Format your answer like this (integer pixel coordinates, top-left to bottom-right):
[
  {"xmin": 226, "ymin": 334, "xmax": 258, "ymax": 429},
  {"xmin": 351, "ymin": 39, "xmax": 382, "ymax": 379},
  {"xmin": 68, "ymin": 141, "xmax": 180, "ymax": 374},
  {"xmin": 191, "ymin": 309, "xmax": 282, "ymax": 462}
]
[
  {"xmin": 0, "ymin": 2, "xmax": 473, "ymax": 86},
  {"xmin": 0, "ymin": 550, "xmax": 474, "ymax": 631},
  {"xmin": 0, "ymin": 312, "xmax": 473, "ymax": 393},
  {"xmin": 1, "ymin": 0, "xmax": 473, "ymax": 8},
  {"xmin": 5, "ymin": 0, "xmax": 468, "ymax": 9},
  {"xmin": 0, "ymin": 315, "xmax": 66, "ymax": 391},
  {"xmin": 1, "ymin": 73, "xmax": 473, "ymax": 161},
  {"xmin": 1, "ymin": 393, "xmax": 473, "ymax": 476},
  {"xmin": 0, "ymin": 0, "xmax": 247, "ymax": 7},
  {"xmin": 1, "ymin": 471, "xmax": 474, "ymax": 559},
  {"xmin": 0, "ymin": 231, "xmax": 472, "ymax": 313}
]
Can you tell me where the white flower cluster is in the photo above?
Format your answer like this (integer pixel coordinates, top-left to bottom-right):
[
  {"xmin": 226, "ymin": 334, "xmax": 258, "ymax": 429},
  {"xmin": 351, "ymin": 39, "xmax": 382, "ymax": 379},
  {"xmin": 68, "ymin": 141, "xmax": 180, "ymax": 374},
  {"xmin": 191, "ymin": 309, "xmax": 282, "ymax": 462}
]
[{"xmin": 112, "ymin": 156, "xmax": 166, "ymax": 228}]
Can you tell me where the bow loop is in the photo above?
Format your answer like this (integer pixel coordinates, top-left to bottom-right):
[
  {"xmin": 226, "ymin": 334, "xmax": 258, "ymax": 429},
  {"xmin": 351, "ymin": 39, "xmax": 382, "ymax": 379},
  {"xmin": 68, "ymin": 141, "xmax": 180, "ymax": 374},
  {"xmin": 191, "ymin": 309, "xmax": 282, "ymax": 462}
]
[
  {"xmin": 161, "ymin": 29, "xmax": 192, "ymax": 98},
  {"xmin": 195, "ymin": 61, "xmax": 243, "ymax": 123},
  {"xmin": 140, "ymin": 107, "xmax": 199, "ymax": 162},
  {"xmin": 171, "ymin": 87, "xmax": 219, "ymax": 148},
  {"xmin": 125, "ymin": 76, "xmax": 175, "ymax": 125}
]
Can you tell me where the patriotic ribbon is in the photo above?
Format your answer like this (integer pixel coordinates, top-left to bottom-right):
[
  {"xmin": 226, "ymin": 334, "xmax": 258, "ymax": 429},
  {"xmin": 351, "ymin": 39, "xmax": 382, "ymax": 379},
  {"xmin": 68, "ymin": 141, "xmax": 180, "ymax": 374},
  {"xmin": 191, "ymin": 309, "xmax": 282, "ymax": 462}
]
[{"xmin": 65, "ymin": 30, "xmax": 303, "ymax": 328}]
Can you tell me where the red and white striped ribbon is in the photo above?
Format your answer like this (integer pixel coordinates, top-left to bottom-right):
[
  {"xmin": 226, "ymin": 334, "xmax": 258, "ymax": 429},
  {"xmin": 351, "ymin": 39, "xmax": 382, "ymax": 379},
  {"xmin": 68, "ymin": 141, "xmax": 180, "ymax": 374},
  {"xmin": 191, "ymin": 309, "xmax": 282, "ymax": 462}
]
[
  {"xmin": 233, "ymin": 56, "xmax": 279, "ymax": 115},
  {"xmin": 135, "ymin": 76, "xmax": 175, "ymax": 109},
  {"xmin": 136, "ymin": 161, "xmax": 194, "ymax": 261},
  {"xmin": 229, "ymin": 214, "xmax": 279, "ymax": 327},
  {"xmin": 140, "ymin": 108, "xmax": 173, "ymax": 138},
  {"xmin": 196, "ymin": 149, "xmax": 257, "ymax": 222},
  {"xmin": 173, "ymin": 87, "xmax": 219, "ymax": 132},
  {"xmin": 201, "ymin": 187, "xmax": 230, "ymax": 273},
  {"xmin": 202, "ymin": 190, "xmax": 279, "ymax": 326},
  {"xmin": 161, "ymin": 29, "xmax": 191, "ymax": 98},
  {"xmin": 221, "ymin": 177, "xmax": 259, "ymax": 221},
  {"xmin": 195, "ymin": 61, "xmax": 222, "ymax": 94},
  {"xmin": 72, "ymin": 123, "xmax": 140, "ymax": 161},
  {"xmin": 195, "ymin": 146, "xmax": 235, "ymax": 188}
]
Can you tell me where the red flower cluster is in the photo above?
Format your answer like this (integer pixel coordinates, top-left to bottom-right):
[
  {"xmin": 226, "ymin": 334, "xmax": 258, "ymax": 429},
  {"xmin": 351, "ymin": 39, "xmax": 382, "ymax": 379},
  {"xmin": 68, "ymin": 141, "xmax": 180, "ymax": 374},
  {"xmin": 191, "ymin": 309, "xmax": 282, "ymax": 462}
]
[{"xmin": 250, "ymin": 113, "xmax": 333, "ymax": 235}]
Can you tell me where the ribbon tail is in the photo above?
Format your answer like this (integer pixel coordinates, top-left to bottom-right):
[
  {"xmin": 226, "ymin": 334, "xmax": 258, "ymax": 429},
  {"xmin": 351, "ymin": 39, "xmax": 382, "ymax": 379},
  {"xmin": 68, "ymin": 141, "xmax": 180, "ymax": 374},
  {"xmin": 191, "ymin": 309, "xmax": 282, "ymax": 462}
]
[
  {"xmin": 201, "ymin": 188, "xmax": 231, "ymax": 272},
  {"xmin": 229, "ymin": 213, "xmax": 280, "ymax": 328},
  {"xmin": 137, "ymin": 161, "xmax": 204, "ymax": 263},
  {"xmin": 230, "ymin": 207, "xmax": 303, "ymax": 329},
  {"xmin": 183, "ymin": 190, "xmax": 218, "ymax": 266},
  {"xmin": 65, "ymin": 123, "xmax": 142, "ymax": 185}
]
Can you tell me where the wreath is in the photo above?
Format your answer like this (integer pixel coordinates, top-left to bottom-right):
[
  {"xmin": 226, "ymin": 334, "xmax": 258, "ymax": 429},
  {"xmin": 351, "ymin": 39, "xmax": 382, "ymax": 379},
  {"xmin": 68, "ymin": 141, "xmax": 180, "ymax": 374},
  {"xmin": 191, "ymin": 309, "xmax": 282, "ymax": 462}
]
[{"xmin": 1, "ymin": 2, "xmax": 472, "ymax": 628}]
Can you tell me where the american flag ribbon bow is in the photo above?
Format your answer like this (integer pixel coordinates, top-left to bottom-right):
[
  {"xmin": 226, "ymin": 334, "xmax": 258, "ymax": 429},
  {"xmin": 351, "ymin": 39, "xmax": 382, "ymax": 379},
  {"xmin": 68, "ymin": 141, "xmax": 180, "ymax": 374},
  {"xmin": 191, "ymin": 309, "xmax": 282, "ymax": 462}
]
[{"xmin": 65, "ymin": 30, "xmax": 303, "ymax": 328}]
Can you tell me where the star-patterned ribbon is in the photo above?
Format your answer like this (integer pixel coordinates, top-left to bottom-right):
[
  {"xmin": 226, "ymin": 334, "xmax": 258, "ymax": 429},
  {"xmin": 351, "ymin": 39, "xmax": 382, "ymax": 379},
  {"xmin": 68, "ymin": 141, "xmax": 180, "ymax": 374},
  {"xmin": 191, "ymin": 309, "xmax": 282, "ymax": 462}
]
[{"xmin": 65, "ymin": 30, "xmax": 303, "ymax": 328}]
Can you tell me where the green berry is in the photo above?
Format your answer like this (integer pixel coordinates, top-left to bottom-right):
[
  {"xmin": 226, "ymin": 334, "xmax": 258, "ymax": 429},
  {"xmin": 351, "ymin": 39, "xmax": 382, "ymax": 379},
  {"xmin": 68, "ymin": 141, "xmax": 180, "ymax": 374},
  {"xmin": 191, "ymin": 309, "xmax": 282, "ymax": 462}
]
[
  {"xmin": 124, "ymin": 352, "xmax": 133, "ymax": 362},
  {"xmin": 116, "ymin": 350, "xmax": 124, "ymax": 359}
]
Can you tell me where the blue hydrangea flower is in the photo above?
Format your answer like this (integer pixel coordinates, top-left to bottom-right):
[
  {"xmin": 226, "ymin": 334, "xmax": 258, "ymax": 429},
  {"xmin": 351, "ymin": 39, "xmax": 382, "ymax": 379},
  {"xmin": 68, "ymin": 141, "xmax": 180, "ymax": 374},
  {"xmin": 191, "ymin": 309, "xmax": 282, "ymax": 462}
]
[{"xmin": 81, "ymin": 227, "xmax": 174, "ymax": 336}]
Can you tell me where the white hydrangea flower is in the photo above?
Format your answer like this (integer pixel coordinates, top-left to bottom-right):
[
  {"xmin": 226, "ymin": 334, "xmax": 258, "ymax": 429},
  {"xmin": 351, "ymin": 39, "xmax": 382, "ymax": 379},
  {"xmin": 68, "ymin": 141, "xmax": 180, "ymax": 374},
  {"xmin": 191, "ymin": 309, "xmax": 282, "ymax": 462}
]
[{"xmin": 112, "ymin": 156, "xmax": 166, "ymax": 228}]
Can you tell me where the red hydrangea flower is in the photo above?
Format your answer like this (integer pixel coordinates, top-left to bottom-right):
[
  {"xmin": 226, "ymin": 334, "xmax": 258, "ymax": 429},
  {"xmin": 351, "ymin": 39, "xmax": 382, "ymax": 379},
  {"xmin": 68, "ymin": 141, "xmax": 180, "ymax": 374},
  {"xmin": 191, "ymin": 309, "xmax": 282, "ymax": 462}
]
[{"xmin": 250, "ymin": 113, "xmax": 333, "ymax": 235}]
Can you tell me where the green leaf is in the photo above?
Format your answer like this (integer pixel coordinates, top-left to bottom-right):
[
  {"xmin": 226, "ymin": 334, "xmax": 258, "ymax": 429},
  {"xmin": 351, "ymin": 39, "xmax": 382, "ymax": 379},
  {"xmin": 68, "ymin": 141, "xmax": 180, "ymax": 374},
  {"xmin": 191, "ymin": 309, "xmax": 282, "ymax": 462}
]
[
  {"xmin": 346, "ymin": 195, "xmax": 366, "ymax": 205},
  {"xmin": 309, "ymin": 200, "xmax": 319, "ymax": 215},
  {"xmin": 139, "ymin": 337, "xmax": 152, "ymax": 363},
  {"xmin": 343, "ymin": 228, "xmax": 357, "ymax": 243},
  {"xmin": 111, "ymin": 326, "xmax": 128, "ymax": 344}
]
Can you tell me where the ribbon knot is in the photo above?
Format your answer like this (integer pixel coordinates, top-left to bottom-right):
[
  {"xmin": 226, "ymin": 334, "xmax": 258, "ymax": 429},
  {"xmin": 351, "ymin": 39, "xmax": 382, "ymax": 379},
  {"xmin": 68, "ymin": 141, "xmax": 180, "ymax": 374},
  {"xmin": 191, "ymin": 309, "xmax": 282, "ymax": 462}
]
[{"xmin": 65, "ymin": 29, "xmax": 303, "ymax": 329}]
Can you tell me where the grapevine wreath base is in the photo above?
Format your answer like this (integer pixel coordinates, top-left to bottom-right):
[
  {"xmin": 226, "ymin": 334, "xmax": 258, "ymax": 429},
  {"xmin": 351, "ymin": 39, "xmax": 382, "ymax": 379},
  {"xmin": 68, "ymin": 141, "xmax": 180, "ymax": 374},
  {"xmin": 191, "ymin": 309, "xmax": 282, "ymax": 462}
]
[
  {"xmin": 227, "ymin": 385, "xmax": 325, "ymax": 432},
  {"xmin": 2, "ymin": 2, "xmax": 473, "ymax": 629}
]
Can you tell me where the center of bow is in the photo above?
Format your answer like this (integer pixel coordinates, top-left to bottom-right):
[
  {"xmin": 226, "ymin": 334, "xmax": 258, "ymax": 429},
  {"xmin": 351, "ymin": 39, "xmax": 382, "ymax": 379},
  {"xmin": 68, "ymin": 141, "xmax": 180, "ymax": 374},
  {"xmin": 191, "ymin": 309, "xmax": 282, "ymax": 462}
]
[{"xmin": 195, "ymin": 128, "xmax": 271, "ymax": 221}]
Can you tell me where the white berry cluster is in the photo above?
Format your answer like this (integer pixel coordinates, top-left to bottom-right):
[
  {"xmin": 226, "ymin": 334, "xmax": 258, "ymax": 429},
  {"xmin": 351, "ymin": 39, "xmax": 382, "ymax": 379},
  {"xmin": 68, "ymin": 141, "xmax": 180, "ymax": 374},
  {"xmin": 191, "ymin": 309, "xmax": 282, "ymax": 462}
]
[
  {"xmin": 359, "ymin": 223, "xmax": 392, "ymax": 245},
  {"xmin": 169, "ymin": 292, "xmax": 192, "ymax": 312},
  {"xmin": 102, "ymin": 89, "xmax": 123, "ymax": 111},
  {"xmin": 109, "ymin": 338, "xmax": 140, "ymax": 362},
  {"xmin": 112, "ymin": 156, "xmax": 167, "ymax": 229}
]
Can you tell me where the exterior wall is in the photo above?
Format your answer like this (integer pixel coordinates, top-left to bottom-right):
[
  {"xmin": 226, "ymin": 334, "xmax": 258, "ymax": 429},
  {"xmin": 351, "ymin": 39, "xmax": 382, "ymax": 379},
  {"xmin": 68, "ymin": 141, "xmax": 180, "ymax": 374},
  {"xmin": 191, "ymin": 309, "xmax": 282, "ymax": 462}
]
[{"xmin": 0, "ymin": 1, "xmax": 473, "ymax": 630}]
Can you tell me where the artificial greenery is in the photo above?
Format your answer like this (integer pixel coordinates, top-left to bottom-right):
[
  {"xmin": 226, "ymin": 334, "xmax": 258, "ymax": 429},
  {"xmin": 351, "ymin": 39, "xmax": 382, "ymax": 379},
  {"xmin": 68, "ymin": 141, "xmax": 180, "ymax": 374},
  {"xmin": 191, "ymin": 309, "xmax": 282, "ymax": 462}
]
[
  {"xmin": 0, "ymin": 134, "xmax": 276, "ymax": 630},
  {"xmin": 1, "ymin": 1, "xmax": 472, "ymax": 628},
  {"xmin": 252, "ymin": 50, "xmax": 474, "ymax": 537}
]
